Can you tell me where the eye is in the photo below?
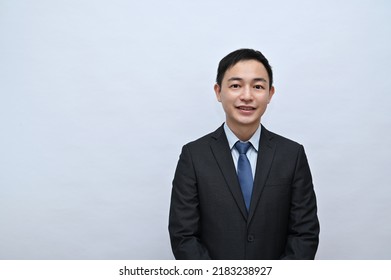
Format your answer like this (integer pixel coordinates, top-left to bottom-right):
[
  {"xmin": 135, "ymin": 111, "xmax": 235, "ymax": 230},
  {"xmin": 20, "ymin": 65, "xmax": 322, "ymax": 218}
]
[
  {"xmin": 254, "ymin": 85, "xmax": 265, "ymax": 90},
  {"xmin": 230, "ymin": 84, "xmax": 241, "ymax": 89}
]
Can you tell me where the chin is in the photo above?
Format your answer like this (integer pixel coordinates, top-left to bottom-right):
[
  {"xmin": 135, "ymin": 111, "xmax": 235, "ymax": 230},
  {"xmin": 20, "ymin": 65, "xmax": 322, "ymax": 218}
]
[{"xmin": 236, "ymin": 119, "xmax": 260, "ymax": 127}]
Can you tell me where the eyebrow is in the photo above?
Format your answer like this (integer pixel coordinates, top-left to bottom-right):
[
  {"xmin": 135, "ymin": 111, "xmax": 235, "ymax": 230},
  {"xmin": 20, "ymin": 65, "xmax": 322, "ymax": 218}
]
[{"xmin": 227, "ymin": 77, "xmax": 267, "ymax": 83}]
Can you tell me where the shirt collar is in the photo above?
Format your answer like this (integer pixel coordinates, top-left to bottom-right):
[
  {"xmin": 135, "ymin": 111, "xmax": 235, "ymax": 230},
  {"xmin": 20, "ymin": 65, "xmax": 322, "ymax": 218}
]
[{"xmin": 223, "ymin": 123, "xmax": 261, "ymax": 152}]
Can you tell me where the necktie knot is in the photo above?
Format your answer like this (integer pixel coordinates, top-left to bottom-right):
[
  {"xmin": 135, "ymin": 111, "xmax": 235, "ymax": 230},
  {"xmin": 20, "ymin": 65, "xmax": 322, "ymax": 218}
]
[{"xmin": 235, "ymin": 141, "xmax": 252, "ymax": 155}]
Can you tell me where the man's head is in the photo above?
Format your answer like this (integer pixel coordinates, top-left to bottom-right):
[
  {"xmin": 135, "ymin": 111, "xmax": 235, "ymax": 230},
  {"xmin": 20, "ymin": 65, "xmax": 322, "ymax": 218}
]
[
  {"xmin": 216, "ymin": 48, "xmax": 273, "ymax": 89},
  {"xmin": 214, "ymin": 49, "xmax": 275, "ymax": 139}
]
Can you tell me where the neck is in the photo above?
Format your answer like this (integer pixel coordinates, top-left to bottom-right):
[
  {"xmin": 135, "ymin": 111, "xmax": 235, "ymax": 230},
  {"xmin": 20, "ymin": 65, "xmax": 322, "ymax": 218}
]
[{"xmin": 226, "ymin": 121, "xmax": 260, "ymax": 142}]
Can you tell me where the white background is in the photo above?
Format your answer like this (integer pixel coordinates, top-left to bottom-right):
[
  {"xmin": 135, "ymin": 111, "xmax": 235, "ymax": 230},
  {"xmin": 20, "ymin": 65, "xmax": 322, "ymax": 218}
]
[{"xmin": 0, "ymin": 0, "xmax": 390, "ymax": 259}]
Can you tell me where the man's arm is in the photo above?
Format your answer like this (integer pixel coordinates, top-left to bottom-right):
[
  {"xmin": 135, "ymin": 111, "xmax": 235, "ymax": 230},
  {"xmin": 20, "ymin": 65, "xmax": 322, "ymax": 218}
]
[
  {"xmin": 168, "ymin": 145, "xmax": 211, "ymax": 260},
  {"xmin": 281, "ymin": 145, "xmax": 320, "ymax": 260}
]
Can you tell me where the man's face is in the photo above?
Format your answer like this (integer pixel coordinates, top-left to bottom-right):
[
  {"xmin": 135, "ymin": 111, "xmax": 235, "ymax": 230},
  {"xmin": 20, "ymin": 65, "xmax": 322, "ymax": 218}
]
[{"xmin": 214, "ymin": 59, "xmax": 275, "ymax": 132}]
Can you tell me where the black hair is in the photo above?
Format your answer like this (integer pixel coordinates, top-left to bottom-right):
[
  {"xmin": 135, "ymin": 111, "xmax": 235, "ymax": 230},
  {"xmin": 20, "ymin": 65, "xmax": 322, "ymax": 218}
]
[{"xmin": 216, "ymin": 48, "xmax": 273, "ymax": 88}]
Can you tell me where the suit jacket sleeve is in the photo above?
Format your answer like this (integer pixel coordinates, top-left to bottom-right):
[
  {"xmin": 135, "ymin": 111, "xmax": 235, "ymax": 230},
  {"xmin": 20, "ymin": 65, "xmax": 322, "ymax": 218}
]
[
  {"xmin": 168, "ymin": 144, "xmax": 211, "ymax": 260},
  {"xmin": 281, "ymin": 145, "xmax": 320, "ymax": 259}
]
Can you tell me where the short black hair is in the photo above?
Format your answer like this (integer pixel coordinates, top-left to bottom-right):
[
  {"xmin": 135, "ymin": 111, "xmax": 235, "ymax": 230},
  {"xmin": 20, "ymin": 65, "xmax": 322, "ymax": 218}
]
[{"xmin": 216, "ymin": 48, "xmax": 273, "ymax": 88}]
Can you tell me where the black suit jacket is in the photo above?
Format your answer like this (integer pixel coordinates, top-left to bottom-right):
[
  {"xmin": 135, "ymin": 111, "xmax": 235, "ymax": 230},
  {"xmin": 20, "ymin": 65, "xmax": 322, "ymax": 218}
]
[{"xmin": 169, "ymin": 124, "xmax": 319, "ymax": 259}]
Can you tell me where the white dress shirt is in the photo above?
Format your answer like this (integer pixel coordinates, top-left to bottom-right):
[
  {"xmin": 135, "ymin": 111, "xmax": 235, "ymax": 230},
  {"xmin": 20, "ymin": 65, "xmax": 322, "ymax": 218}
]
[{"xmin": 223, "ymin": 123, "xmax": 261, "ymax": 179}]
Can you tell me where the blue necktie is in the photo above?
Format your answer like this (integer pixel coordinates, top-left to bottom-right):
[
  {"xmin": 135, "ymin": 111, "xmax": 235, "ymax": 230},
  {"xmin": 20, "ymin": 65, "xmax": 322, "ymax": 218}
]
[{"xmin": 234, "ymin": 141, "xmax": 253, "ymax": 211}]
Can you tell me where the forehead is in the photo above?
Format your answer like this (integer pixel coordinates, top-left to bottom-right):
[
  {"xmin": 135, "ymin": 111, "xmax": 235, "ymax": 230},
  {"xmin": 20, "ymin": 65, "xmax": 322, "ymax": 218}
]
[{"xmin": 224, "ymin": 60, "xmax": 269, "ymax": 81}]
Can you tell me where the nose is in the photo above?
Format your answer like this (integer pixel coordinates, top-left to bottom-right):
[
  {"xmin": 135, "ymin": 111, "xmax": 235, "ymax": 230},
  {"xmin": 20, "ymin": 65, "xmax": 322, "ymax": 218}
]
[{"xmin": 240, "ymin": 85, "xmax": 253, "ymax": 101}]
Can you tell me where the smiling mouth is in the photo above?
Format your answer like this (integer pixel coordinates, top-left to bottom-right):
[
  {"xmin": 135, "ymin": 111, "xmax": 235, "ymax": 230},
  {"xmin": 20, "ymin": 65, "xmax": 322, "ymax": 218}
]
[{"xmin": 237, "ymin": 106, "xmax": 255, "ymax": 111}]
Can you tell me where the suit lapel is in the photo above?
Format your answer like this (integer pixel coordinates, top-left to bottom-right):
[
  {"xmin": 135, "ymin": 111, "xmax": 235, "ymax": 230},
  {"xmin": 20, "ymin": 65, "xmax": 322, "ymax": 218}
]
[
  {"xmin": 210, "ymin": 126, "xmax": 248, "ymax": 220},
  {"xmin": 248, "ymin": 125, "xmax": 276, "ymax": 224}
]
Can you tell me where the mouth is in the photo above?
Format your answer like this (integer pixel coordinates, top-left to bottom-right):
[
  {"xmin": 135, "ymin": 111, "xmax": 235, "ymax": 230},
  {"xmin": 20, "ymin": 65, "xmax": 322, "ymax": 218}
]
[{"xmin": 236, "ymin": 106, "xmax": 255, "ymax": 111}]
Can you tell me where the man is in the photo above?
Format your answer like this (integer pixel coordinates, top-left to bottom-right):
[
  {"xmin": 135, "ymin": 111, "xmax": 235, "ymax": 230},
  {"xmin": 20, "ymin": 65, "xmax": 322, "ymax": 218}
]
[{"xmin": 169, "ymin": 49, "xmax": 319, "ymax": 260}]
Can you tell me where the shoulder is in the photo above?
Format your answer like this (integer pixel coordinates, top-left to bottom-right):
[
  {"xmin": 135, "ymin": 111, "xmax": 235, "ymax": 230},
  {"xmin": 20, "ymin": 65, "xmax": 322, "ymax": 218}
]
[
  {"xmin": 183, "ymin": 125, "xmax": 225, "ymax": 149},
  {"xmin": 262, "ymin": 125, "xmax": 304, "ymax": 151},
  {"xmin": 262, "ymin": 126, "xmax": 310, "ymax": 166}
]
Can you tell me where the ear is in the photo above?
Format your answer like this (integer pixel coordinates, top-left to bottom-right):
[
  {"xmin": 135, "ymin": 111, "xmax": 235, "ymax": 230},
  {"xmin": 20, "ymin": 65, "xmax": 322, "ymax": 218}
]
[
  {"xmin": 267, "ymin": 86, "xmax": 275, "ymax": 104},
  {"xmin": 214, "ymin": 83, "xmax": 222, "ymax": 102}
]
